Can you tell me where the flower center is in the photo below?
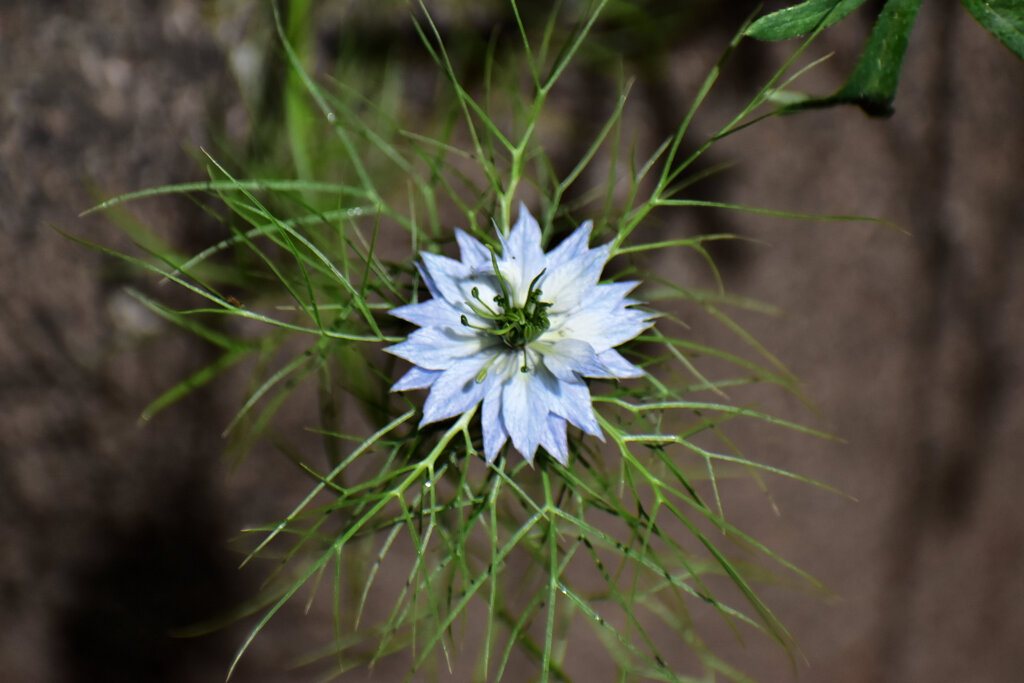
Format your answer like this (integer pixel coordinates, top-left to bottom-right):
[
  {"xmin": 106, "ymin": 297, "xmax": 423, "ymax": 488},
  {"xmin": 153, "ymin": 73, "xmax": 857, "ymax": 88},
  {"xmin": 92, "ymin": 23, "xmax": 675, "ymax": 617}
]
[
  {"xmin": 460, "ymin": 248, "xmax": 552, "ymax": 371},
  {"xmin": 493, "ymin": 280, "xmax": 551, "ymax": 349}
]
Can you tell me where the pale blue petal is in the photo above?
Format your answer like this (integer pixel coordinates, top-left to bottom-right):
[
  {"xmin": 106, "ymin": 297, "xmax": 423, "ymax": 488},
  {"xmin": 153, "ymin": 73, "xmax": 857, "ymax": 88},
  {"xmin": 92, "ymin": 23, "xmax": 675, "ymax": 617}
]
[
  {"xmin": 416, "ymin": 263, "xmax": 441, "ymax": 299},
  {"xmin": 539, "ymin": 414, "xmax": 569, "ymax": 465},
  {"xmin": 545, "ymin": 221, "xmax": 592, "ymax": 269},
  {"xmin": 390, "ymin": 298, "xmax": 464, "ymax": 329},
  {"xmin": 501, "ymin": 366, "xmax": 556, "ymax": 463},
  {"xmin": 543, "ymin": 243, "xmax": 612, "ymax": 314},
  {"xmin": 456, "ymin": 229, "xmax": 491, "ymax": 269},
  {"xmin": 538, "ymin": 338, "xmax": 606, "ymax": 382},
  {"xmin": 546, "ymin": 377, "xmax": 602, "ymax": 438},
  {"xmin": 500, "ymin": 372, "xmax": 536, "ymax": 462},
  {"xmin": 585, "ymin": 281, "xmax": 641, "ymax": 311},
  {"xmin": 420, "ymin": 251, "xmax": 473, "ymax": 306},
  {"xmin": 592, "ymin": 348, "xmax": 644, "ymax": 379},
  {"xmin": 558, "ymin": 305, "xmax": 653, "ymax": 352},
  {"xmin": 386, "ymin": 326, "xmax": 492, "ymax": 370},
  {"xmin": 481, "ymin": 365, "xmax": 510, "ymax": 462},
  {"xmin": 576, "ymin": 243, "xmax": 613, "ymax": 289},
  {"xmin": 392, "ymin": 366, "xmax": 440, "ymax": 392},
  {"xmin": 420, "ymin": 351, "xmax": 493, "ymax": 425},
  {"xmin": 498, "ymin": 204, "xmax": 547, "ymax": 304}
]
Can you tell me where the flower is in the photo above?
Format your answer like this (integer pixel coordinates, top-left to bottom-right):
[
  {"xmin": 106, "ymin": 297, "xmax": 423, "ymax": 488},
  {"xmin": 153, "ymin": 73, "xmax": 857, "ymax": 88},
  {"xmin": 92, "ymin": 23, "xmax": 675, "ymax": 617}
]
[{"xmin": 386, "ymin": 204, "xmax": 653, "ymax": 464}]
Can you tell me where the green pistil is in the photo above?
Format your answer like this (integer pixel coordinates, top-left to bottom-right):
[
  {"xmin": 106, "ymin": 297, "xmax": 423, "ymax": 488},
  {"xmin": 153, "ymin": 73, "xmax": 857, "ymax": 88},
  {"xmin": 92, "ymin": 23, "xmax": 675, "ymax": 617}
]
[
  {"xmin": 460, "ymin": 248, "xmax": 552, "ymax": 374},
  {"xmin": 497, "ymin": 271, "xmax": 551, "ymax": 349}
]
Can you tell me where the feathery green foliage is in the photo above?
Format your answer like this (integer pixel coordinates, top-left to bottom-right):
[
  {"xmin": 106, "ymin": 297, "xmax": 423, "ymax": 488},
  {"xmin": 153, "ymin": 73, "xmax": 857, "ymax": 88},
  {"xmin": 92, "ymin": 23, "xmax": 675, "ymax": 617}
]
[{"xmin": 81, "ymin": 2, "xmax": 857, "ymax": 680}]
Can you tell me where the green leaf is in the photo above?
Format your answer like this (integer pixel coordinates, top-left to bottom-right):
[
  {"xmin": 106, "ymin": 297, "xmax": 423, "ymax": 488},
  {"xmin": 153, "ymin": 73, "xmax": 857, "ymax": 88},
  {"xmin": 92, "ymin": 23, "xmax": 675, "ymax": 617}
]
[
  {"xmin": 746, "ymin": 0, "xmax": 869, "ymax": 41},
  {"xmin": 783, "ymin": 0, "xmax": 923, "ymax": 117},
  {"xmin": 961, "ymin": 0, "xmax": 1024, "ymax": 60}
]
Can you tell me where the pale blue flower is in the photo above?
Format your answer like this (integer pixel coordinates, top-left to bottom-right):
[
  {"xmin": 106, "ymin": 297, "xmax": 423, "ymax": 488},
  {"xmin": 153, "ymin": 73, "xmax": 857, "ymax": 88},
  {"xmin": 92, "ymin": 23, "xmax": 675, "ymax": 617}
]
[{"xmin": 387, "ymin": 204, "xmax": 654, "ymax": 464}]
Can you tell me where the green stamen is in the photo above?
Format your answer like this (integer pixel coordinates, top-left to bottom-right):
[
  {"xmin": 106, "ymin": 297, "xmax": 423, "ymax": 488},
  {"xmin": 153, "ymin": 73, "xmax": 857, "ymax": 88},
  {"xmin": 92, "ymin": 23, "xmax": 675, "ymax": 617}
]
[
  {"xmin": 475, "ymin": 352, "xmax": 502, "ymax": 383},
  {"xmin": 462, "ymin": 249, "xmax": 553, "ymax": 371},
  {"xmin": 470, "ymin": 287, "xmax": 500, "ymax": 318}
]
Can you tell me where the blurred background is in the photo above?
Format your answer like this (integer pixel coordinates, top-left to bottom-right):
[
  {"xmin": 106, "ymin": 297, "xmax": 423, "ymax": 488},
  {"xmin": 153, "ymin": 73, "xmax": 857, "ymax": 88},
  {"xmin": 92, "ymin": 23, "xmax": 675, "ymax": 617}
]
[{"xmin": 1, "ymin": 1, "xmax": 1022, "ymax": 681}]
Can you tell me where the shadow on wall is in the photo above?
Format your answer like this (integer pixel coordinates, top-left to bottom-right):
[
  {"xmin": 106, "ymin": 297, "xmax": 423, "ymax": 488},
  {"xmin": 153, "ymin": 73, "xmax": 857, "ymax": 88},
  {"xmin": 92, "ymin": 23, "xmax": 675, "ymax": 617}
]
[{"xmin": 57, "ymin": 475, "xmax": 243, "ymax": 683}]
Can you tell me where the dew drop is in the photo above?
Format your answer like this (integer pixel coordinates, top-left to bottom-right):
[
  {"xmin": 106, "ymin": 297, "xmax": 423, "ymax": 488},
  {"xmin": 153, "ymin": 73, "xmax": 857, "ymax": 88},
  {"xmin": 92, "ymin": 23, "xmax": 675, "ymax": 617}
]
[
  {"xmin": 424, "ymin": 480, "xmax": 432, "ymax": 488},
  {"xmin": 326, "ymin": 112, "xmax": 336, "ymax": 123}
]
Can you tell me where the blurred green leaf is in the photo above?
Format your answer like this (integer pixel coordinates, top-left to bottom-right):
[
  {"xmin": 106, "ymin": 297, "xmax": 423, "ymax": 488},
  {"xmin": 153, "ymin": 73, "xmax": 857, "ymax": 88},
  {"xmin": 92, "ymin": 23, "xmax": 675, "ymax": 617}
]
[
  {"xmin": 961, "ymin": 0, "xmax": 1024, "ymax": 59},
  {"xmin": 746, "ymin": 0, "xmax": 869, "ymax": 40},
  {"xmin": 782, "ymin": 0, "xmax": 922, "ymax": 116}
]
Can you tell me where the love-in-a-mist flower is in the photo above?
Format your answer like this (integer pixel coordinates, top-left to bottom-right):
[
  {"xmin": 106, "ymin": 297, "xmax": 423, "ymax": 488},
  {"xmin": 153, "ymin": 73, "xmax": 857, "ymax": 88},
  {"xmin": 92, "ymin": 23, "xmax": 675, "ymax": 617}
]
[{"xmin": 386, "ymin": 205, "xmax": 654, "ymax": 464}]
